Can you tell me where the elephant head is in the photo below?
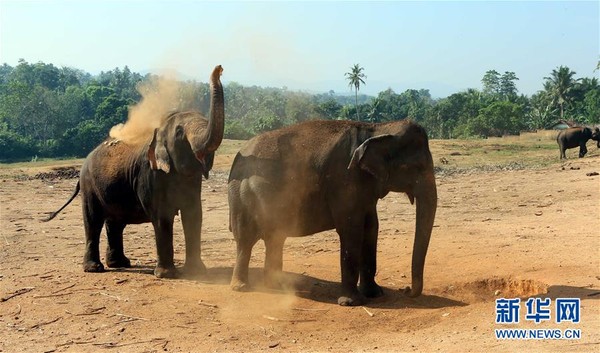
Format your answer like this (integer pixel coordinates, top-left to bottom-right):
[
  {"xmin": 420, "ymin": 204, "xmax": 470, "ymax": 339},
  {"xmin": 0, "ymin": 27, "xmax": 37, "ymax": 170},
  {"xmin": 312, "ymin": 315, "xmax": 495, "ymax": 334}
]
[
  {"xmin": 592, "ymin": 127, "xmax": 600, "ymax": 148},
  {"xmin": 348, "ymin": 122, "xmax": 437, "ymax": 297},
  {"xmin": 148, "ymin": 65, "xmax": 224, "ymax": 177}
]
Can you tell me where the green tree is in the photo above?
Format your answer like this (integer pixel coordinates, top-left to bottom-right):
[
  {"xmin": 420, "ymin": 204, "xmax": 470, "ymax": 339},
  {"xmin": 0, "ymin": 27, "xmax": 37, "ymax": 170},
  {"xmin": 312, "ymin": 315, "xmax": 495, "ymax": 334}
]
[
  {"xmin": 481, "ymin": 70, "xmax": 501, "ymax": 96},
  {"xmin": 345, "ymin": 64, "xmax": 366, "ymax": 121},
  {"xmin": 468, "ymin": 101, "xmax": 525, "ymax": 137},
  {"xmin": 544, "ymin": 66, "xmax": 579, "ymax": 120},
  {"xmin": 315, "ymin": 99, "xmax": 342, "ymax": 120},
  {"xmin": 499, "ymin": 71, "xmax": 519, "ymax": 100}
]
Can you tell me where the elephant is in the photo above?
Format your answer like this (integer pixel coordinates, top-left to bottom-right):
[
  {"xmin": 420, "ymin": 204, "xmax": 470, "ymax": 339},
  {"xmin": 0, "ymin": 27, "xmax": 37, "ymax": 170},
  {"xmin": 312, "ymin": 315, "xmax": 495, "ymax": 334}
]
[
  {"xmin": 43, "ymin": 65, "xmax": 224, "ymax": 279},
  {"xmin": 227, "ymin": 119, "xmax": 437, "ymax": 306},
  {"xmin": 557, "ymin": 126, "xmax": 600, "ymax": 159}
]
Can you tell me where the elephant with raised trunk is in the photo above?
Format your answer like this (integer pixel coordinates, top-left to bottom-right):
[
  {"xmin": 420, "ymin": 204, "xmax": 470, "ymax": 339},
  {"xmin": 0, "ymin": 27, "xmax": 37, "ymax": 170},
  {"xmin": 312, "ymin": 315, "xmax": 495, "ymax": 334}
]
[
  {"xmin": 228, "ymin": 120, "xmax": 437, "ymax": 306},
  {"xmin": 43, "ymin": 65, "xmax": 225, "ymax": 279},
  {"xmin": 557, "ymin": 126, "xmax": 600, "ymax": 159}
]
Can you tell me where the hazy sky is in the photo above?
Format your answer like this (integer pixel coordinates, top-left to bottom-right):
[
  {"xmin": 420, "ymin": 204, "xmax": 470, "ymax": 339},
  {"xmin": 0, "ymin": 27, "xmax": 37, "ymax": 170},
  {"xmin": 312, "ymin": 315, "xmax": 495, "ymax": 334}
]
[{"xmin": 1, "ymin": 1, "xmax": 598, "ymax": 97}]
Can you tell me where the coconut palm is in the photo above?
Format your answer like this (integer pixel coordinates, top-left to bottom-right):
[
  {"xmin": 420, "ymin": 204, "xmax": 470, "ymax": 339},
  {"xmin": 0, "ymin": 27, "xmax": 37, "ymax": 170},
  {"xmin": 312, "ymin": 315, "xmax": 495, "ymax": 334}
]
[
  {"xmin": 544, "ymin": 66, "xmax": 579, "ymax": 120},
  {"xmin": 345, "ymin": 64, "xmax": 366, "ymax": 121}
]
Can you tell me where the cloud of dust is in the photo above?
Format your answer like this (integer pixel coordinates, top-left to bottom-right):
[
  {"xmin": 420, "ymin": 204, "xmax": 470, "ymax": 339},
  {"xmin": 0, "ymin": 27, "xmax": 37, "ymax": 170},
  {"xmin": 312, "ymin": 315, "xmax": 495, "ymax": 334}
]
[
  {"xmin": 109, "ymin": 72, "xmax": 183, "ymax": 145},
  {"xmin": 111, "ymin": 21, "xmax": 321, "ymax": 145},
  {"xmin": 219, "ymin": 284, "xmax": 299, "ymax": 324}
]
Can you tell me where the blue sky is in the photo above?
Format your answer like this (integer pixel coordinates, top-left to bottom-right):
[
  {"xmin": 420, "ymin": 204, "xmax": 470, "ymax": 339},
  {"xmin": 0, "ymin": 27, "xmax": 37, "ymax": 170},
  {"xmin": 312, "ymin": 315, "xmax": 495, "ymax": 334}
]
[{"xmin": 1, "ymin": 1, "xmax": 598, "ymax": 97}]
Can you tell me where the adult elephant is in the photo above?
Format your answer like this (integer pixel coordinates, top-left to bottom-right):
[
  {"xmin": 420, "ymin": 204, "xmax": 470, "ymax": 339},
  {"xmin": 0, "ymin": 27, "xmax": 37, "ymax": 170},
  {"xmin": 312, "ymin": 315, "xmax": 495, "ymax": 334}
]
[
  {"xmin": 557, "ymin": 126, "xmax": 600, "ymax": 159},
  {"xmin": 43, "ymin": 65, "xmax": 225, "ymax": 279},
  {"xmin": 228, "ymin": 120, "xmax": 437, "ymax": 306}
]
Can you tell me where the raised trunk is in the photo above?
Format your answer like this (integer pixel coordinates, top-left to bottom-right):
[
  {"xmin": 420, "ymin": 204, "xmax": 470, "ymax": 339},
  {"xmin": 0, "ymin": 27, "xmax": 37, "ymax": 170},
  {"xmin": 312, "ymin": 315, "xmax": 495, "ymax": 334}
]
[
  {"xmin": 407, "ymin": 170, "xmax": 437, "ymax": 297},
  {"xmin": 196, "ymin": 65, "xmax": 224, "ymax": 153}
]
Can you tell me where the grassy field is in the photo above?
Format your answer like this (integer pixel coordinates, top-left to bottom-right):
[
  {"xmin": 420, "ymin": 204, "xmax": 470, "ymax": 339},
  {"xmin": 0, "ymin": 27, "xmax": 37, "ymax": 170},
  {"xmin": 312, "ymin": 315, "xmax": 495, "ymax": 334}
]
[{"xmin": 1, "ymin": 130, "xmax": 596, "ymax": 177}]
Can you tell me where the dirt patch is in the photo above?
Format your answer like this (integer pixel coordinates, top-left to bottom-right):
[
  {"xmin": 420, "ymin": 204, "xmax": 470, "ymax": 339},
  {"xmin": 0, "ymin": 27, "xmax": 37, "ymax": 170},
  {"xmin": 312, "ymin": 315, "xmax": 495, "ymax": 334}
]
[
  {"xmin": 13, "ymin": 166, "xmax": 80, "ymax": 181},
  {"xmin": 1, "ymin": 151, "xmax": 599, "ymax": 352},
  {"xmin": 435, "ymin": 277, "xmax": 549, "ymax": 304}
]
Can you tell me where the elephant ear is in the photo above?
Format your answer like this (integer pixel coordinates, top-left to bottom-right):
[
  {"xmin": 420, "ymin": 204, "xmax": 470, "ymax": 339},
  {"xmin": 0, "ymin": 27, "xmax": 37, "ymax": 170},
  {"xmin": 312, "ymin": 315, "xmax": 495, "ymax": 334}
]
[
  {"xmin": 148, "ymin": 128, "xmax": 171, "ymax": 173},
  {"xmin": 347, "ymin": 134, "xmax": 395, "ymax": 181}
]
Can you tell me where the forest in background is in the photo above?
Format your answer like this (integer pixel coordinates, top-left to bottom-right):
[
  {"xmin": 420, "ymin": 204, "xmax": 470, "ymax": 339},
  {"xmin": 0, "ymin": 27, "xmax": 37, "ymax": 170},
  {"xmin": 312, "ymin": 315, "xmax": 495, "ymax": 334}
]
[{"xmin": 1, "ymin": 59, "xmax": 599, "ymax": 161}]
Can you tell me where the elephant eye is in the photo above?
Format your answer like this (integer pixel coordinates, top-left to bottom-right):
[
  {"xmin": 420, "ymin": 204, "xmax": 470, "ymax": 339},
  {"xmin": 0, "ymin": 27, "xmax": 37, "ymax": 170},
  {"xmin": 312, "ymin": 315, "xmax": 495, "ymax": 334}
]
[{"xmin": 175, "ymin": 125, "xmax": 185, "ymax": 138}]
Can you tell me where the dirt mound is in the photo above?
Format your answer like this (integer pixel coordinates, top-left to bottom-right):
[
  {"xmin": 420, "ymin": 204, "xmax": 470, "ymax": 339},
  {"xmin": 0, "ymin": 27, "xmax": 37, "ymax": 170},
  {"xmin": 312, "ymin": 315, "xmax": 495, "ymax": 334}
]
[
  {"xmin": 28, "ymin": 166, "xmax": 80, "ymax": 181},
  {"xmin": 434, "ymin": 277, "xmax": 549, "ymax": 304}
]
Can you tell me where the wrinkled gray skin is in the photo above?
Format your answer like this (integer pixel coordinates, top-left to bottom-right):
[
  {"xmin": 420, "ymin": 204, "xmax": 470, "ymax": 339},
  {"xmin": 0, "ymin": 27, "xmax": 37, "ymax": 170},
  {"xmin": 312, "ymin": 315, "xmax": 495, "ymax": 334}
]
[
  {"xmin": 228, "ymin": 120, "xmax": 437, "ymax": 306},
  {"xmin": 43, "ymin": 65, "xmax": 224, "ymax": 279},
  {"xmin": 557, "ymin": 127, "xmax": 600, "ymax": 159}
]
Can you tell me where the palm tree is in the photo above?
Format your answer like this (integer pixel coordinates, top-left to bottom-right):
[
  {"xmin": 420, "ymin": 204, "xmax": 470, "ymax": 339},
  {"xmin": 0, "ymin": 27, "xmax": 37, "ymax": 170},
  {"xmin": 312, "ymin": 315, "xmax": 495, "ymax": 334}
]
[
  {"xmin": 345, "ymin": 64, "xmax": 366, "ymax": 121},
  {"xmin": 544, "ymin": 66, "xmax": 579, "ymax": 120}
]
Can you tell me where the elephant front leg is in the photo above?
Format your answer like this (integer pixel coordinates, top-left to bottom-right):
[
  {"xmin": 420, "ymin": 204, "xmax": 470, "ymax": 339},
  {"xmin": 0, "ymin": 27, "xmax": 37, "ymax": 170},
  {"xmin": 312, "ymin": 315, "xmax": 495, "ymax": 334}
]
[
  {"xmin": 359, "ymin": 212, "xmax": 384, "ymax": 299},
  {"xmin": 336, "ymin": 224, "xmax": 366, "ymax": 306},
  {"xmin": 105, "ymin": 221, "xmax": 131, "ymax": 268},
  {"xmin": 152, "ymin": 216, "xmax": 177, "ymax": 278},
  {"xmin": 180, "ymin": 201, "xmax": 206, "ymax": 276}
]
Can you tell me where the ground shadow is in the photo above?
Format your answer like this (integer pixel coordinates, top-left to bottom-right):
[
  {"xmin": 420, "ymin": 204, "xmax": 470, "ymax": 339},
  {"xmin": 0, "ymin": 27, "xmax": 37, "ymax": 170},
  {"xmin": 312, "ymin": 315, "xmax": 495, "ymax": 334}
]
[
  {"xmin": 537, "ymin": 285, "xmax": 600, "ymax": 300},
  {"xmin": 105, "ymin": 264, "xmax": 154, "ymax": 275},
  {"xmin": 182, "ymin": 266, "xmax": 466, "ymax": 309}
]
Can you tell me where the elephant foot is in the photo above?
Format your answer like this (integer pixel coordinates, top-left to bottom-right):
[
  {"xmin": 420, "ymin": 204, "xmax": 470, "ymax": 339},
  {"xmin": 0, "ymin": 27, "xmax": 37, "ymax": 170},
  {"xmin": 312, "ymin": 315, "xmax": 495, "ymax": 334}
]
[
  {"xmin": 337, "ymin": 293, "xmax": 366, "ymax": 306},
  {"xmin": 402, "ymin": 286, "xmax": 422, "ymax": 298},
  {"xmin": 83, "ymin": 261, "xmax": 105, "ymax": 273},
  {"xmin": 182, "ymin": 259, "xmax": 207, "ymax": 276},
  {"xmin": 231, "ymin": 278, "xmax": 252, "ymax": 292},
  {"xmin": 154, "ymin": 266, "xmax": 178, "ymax": 279},
  {"xmin": 106, "ymin": 254, "xmax": 131, "ymax": 268},
  {"xmin": 359, "ymin": 282, "xmax": 384, "ymax": 298},
  {"xmin": 264, "ymin": 271, "xmax": 287, "ymax": 290}
]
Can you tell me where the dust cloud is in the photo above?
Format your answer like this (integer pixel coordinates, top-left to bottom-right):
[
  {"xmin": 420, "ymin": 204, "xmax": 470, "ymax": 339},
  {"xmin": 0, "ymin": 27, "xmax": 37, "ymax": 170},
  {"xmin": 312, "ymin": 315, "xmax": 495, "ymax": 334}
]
[{"xmin": 109, "ymin": 73, "xmax": 183, "ymax": 145}]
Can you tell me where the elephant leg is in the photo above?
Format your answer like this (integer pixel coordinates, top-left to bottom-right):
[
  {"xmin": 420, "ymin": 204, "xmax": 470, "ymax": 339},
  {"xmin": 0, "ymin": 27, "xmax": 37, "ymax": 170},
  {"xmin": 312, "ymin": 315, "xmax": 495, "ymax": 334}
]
[
  {"xmin": 180, "ymin": 198, "xmax": 206, "ymax": 276},
  {"xmin": 82, "ymin": 195, "xmax": 105, "ymax": 272},
  {"xmin": 336, "ymin": 220, "xmax": 366, "ymax": 306},
  {"xmin": 152, "ymin": 216, "xmax": 177, "ymax": 278},
  {"xmin": 579, "ymin": 143, "xmax": 587, "ymax": 158},
  {"xmin": 359, "ymin": 211, "xmax": 384, "ymax": 298},
  {"xmin": 230, "ymin": 213, "xmax": 259, "ymax": 292},
  {"xmin": 105, "ymin": 221, "xmax": 131, "ymax": 268},
  {"xmin": 263, "ymin": 234, "xmax": 286, "ymax": 289}
]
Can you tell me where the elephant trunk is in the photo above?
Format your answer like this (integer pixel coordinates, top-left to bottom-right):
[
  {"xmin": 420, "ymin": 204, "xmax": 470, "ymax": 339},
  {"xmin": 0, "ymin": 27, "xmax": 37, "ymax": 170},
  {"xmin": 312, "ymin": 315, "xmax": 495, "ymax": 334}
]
[
  {"xmin": 192, "ymin": 65, "xmax": 224, "ymax": 155},
  {"xmin": 407, "ymin": 169, "xmax": 437, "ymax": 297}
]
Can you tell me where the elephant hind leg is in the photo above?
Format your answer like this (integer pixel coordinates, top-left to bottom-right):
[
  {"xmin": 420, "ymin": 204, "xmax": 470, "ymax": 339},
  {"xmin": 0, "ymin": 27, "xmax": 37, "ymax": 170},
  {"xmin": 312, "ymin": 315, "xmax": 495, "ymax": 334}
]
[
  {"xmin": 263, "ymin": 233, "xmax": 287, "ymax": 290},
  {"xmin": 579, "ymin": 144, "xmax": 588, "ymax": 158},
  {"xmin": 105, "ymin": 221, "xmax": 131, "ymax": 268},
  {"xmin": 82, "ymin": 195, "xmax": 105, "ymax": 273},
  {"xmin": 230, "ymin": 213, "xmax": 259, "ymax": 292}
]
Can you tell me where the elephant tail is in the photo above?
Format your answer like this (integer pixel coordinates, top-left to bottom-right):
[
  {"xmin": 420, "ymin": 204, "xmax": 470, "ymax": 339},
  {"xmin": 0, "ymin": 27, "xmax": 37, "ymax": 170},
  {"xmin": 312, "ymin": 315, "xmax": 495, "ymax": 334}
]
[{"xmin": 41, "ymin": 180, "xmax": 80, "ymax": 222}]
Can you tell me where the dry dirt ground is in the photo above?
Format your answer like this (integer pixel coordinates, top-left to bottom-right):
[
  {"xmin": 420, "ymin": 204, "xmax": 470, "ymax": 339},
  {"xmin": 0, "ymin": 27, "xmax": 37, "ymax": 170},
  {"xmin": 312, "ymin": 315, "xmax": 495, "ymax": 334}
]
[{"xmin": 1, "ymin": 137, "xmax": 599, "ymax": 353}]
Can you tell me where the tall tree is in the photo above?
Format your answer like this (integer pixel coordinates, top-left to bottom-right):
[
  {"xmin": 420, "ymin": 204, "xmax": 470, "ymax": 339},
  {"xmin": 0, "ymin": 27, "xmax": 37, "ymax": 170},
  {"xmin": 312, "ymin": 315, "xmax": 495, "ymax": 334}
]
[
  {"xmin": 544, "ymin": 66, "xmax": 579, "ymax": 120},
  {"xmin": 345, "ymin": 64, "xmax": 366, "ymax": 121},
  {"xmin": 499, "ymin": 71, "xmax": 519, "ymax": 100},
  {"xmin": 481, "ymin": 70, "xmax": 501, "ymax": 96}
]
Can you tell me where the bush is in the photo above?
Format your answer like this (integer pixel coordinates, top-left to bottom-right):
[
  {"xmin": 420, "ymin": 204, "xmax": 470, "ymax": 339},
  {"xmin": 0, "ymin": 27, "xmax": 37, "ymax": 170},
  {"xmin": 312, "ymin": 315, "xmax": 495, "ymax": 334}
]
[
  {"xmin": 0, "ymin": 126, "xmax": 37, "ymax": 161},
  {"xmin": 224, "ymin": 120, "xmax": 253, "ymax": 140}
]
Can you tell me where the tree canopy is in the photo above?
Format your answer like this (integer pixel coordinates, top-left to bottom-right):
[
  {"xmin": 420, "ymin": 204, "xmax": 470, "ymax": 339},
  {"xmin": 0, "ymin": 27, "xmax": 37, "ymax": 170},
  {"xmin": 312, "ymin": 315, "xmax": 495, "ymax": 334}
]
[{"xmin": 1, "ymin": 60, "xmax": 598, "ymax": 161}]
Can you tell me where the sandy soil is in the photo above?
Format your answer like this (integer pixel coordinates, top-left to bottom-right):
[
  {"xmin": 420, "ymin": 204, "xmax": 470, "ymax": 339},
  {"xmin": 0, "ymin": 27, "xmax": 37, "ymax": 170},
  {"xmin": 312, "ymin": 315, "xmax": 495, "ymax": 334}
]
[{"xmin": 1, "ymin": 142, "xmax": 599, "ymax": 353}]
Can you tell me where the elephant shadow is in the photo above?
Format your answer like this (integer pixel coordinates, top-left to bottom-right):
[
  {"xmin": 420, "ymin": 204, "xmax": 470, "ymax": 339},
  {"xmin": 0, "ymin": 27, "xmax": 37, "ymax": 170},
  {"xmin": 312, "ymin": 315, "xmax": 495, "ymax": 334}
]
[
  {"xmin": 105, "ymin": 264, "xmax": 155, "ymax": 275},
  {"xmin": 536, "ymin": 285, "xmax": 600, "ymax": 300},
  {"xmin": 192, "ymin": 267, "xmax": 467, "ymax": 309}
]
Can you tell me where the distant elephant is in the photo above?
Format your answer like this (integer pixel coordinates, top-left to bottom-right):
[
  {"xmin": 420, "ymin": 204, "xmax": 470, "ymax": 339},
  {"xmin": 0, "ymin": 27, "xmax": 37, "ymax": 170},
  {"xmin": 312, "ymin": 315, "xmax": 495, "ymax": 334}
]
[
  {"xmin": 228, "ymin": 120, "xmax": 437, "ymax": 306},
  {"xmin": 557, "ymin": 126, "xmax": 600, "ymax": 159},
  {"xmin": 43, "ymin": 65, "xmax": 225, "ymax": 278}
]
